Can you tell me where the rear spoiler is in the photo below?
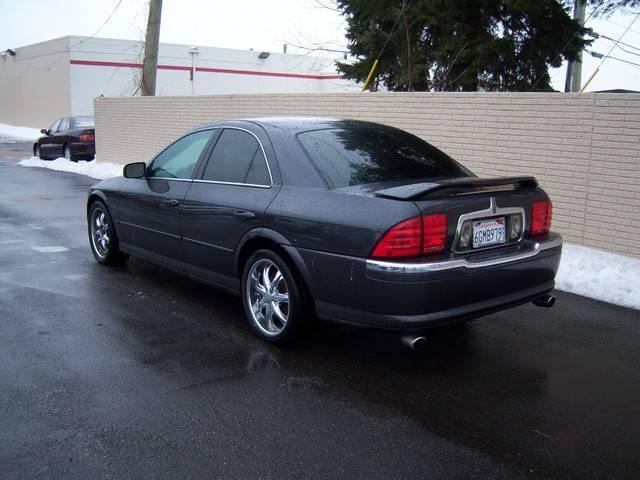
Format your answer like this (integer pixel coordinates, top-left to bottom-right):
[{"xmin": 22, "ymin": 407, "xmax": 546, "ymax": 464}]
[{"xmin": 374, "ymin": 176, "xmax": 539, "ymax": 201}]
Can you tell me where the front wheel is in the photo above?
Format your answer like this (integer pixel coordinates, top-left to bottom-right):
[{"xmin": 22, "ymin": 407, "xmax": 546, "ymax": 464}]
[
  {"xmin": 241, "ymin": 249, "xmax": 308, "ymax": 344},
  {"xmin": 88, "ymin": 201, "xmax": 128, "ymax": 265}
]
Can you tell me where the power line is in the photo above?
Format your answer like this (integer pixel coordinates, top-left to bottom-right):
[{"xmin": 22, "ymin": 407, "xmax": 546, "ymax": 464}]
[
  {"xmin": 587, "ymin": 49, "xmax": 640, "ymax": 68},
  {"xmin": 580, "ymin": 12, "xmax": 640, "ymax": 91},
  {"xmin": 615, "ymin": 42, "xmax": 640, "ymax": 57},
  {"xmin": 590, "ymin": 31, "xmax": 640, "ymax": 52},
  {"xmin": 71, "ymin": 0, "xmax": 125, "ymax": 48},
  {"xmin": 604, "ymin": 17, "xmax": 640, "ymax": 36},
  {"xmin": 31, "ymin": 0, "xmax": 125, "ymax": 71},
  {"xmin": 592, "ymin": 13, "xmax": 640, "ymax": 70},
  {"xmin": 69, "ymin": 0, "xmax": 122, "ymax": 48},
  {"xmin": 530, "ymin": 4, "xmax": 599, "ymax": 91}
]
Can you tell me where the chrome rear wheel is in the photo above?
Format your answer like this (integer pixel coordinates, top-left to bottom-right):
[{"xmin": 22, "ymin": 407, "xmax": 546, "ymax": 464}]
[
  {"xmin": 241, "ymin": 249, "xmax": 308, "ymax": 344},
  {"xmin": 246, "ymin": 259, "xmax": 290, "ymax": 336}
]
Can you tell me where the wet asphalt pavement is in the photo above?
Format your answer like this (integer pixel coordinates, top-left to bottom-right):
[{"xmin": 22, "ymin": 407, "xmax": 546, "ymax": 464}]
[{"xmin": 1, "ymin": 142, "xmax": 639, "ymax": 479}]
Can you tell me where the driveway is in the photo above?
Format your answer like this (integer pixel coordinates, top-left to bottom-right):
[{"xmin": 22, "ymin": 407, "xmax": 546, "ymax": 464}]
[{"xmin": 1, "ymin": 144, "xmax": 639, "ymax": 479}]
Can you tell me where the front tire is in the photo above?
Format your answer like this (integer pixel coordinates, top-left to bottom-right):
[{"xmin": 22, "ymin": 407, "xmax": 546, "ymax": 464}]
[
  {"xmin": 88, "ymin": 201, "xmax": 128, "ymax": 265},
  {"xmin": 241, "ymin": 249, "xmax": 307, "ymax": 344}
]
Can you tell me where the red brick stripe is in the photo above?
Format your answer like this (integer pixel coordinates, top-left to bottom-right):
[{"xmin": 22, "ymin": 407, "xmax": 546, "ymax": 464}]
[{"xmin": 70, "ymin": 59, "xmax": 341, "ymax": 80}]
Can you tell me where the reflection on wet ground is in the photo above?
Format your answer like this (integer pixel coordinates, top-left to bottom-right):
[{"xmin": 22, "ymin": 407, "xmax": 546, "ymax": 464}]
[{"xmin": 2, "ymin": 152, "xmax": 640, "ymax": 479}]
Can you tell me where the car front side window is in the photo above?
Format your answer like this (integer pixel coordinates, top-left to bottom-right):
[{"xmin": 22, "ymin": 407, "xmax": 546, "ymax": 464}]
[
  {"xmin": 148, "ymin": 130, "xmax": 213, "ymax": 180},
  {"xmin": 57, "ymin": 118, "xmax": 69, "ymax": 132},
  {"xmin": 48, "ymin": 119, "xmax": 61, "ymax": 132}
]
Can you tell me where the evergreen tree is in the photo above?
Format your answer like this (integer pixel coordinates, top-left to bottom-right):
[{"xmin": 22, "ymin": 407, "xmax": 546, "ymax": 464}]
[{"xmin": 336, "ymin": 0, "xmax": 591, "ymax": 91}]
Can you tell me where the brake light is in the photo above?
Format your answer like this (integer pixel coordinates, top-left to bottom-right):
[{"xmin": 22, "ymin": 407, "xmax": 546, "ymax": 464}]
[
  {"xmin": 371, "ymin": 217, "xmax": 422, "ymax": 258},
  {"xmin": 371, "ymin": 213, "xmax": 447, "ymax": 258},
  {"xmin": 422, "ymin": 213, "xmax": 447, "ymax": 254},
  {"xmin": 79, "ymin": 133, "xmax": 95, "ymax": 142},
  {"xmin": 531, "ymin": 200, "xmax": 552, "ymax": 236}
]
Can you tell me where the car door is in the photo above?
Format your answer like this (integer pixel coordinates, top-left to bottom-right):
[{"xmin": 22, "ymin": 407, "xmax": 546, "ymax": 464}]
[
  {"xmin": 40, "ymin": 118, "xmax": 61, "ymax": 157},
  {"xmin": 116, "ymin": 129, "xmax": 215, "ymax": 269},
  {"xmin": 51, "ymin": 117, "xmax": 70, "ymax": 157},
  {"xmin": 182, "ymin": 127, "xmax": 279, "ymax": 286}
]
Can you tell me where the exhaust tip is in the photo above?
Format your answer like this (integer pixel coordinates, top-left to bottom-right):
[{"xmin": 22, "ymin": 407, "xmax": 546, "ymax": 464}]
[
  {"xmin": 401, "ymin": 335, "xmax": 427, "ymax": 351},
  {"xmin": 532, "ymin": 294, "xmax": 556, "ymax": 308}
]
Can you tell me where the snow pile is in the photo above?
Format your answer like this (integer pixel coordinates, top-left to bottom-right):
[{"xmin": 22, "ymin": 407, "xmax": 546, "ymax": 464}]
[
  {"xmin": 0, "ymin": 123, "xmax": 42, "ymax": 142},
  {"xmin": 18, "ymin": 156, "xmax": 123, "ymax": 180},
  {"xmin": 556, "ymin": 244, "xmax": 640, "ymax": 310}
]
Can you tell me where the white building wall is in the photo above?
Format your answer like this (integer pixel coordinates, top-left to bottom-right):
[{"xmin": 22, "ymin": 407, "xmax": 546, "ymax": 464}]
[
  {"xmin": 0, "ymin": 37, "xmax": 71, "ymax": 128},
  {"xmin": 68, "ymin": 36, "xmax": 356, "ymax": 117}
]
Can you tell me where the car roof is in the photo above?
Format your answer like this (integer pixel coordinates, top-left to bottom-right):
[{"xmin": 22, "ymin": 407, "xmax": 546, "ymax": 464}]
[{"xmin": 189, "ymin": 117, "xmax": 383, "ymax": 135}]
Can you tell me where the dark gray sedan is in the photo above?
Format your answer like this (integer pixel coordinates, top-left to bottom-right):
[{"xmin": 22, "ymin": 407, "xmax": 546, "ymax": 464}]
[{"xmin": 87, "ymin": 118, "xmax": 562, "ymax": 345}]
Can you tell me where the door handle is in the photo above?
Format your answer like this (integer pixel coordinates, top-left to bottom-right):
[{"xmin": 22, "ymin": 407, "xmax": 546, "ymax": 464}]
[
  {"xmin": 162, "ymin": 199, "xmax": 180, "ymax": 207},
  {"xmin": 233, "ymin": 210, "xmax": 256, "ymax": 219}
]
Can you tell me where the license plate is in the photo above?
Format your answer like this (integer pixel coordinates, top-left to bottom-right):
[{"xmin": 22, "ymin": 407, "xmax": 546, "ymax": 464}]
[{"xmin": 472, "ymin": 217, "xmax": 506, "ymax": 248}]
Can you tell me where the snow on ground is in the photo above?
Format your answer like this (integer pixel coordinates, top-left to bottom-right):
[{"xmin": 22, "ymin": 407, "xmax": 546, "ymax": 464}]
[
  {"xmin": 0, "ymin": 123, "xmax": 42, "ymax": 142},
  {"xmin": 555, "ymin": 244, "xmax": 640, "ymax": 310},
  {"xmin": 18, "ymin": 156, "xmax": 123, "ymax": 180},
  {"xmin": 13, "ymin": 154, "xmax": 640, "ymax": 310}
]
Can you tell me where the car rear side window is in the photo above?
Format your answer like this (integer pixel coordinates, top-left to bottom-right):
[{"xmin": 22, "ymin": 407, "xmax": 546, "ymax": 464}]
[
  {"xmin": 297, "ymin": 125, "xmax": 471, "ymax": 189},
  {"xmin": 148, "ymin": 130, "xmax": 213, "ymax": 179},
  {"xmin": 201, "ymin": 129, "xmax": 270, "ymax": 186}
]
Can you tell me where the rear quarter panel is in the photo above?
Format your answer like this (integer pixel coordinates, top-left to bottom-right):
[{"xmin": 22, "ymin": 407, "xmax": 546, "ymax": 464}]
[{"xmin": 264, "ymin": 187, "xmax": 420, "ymax": 257}]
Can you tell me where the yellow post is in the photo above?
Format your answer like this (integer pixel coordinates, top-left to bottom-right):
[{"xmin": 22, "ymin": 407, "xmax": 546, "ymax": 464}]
[
  {"xmin": 361, "ymin": 59, "xmax": 380, "ymax": 92},
  {"xmin": 579, "ymin": 67, "xmax": 599, "ymax": 93}
]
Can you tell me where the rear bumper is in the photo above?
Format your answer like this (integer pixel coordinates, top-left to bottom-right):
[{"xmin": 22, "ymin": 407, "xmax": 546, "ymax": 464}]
[
  {"xmin": 70, "ymin": 141, "xmax": 95, "ymax": 160},
  {"xmin": 293, "ymin": 233, "xmax": 562, "ymax": 331}
]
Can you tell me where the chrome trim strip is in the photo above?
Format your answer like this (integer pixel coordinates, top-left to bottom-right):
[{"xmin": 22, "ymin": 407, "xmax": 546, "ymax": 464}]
[
  {"xmin": 119, "ymin": 221, "xmax": 181, "ymax": 240},
  {"xmin": 366, "ymin": 236, "xmax": 562, "ymax": 274},
  {"xmin": 191, "ymin": 179, "xmax": 271, "ymax": 189},
  {"xmin": 451, "ymin": 198, "xmax": 526, "ymax": 254},
  {"xmin": 183, "ymin": 236, "xmax": 234, "ymax": 253},
  {"xmin": 145, "ymin": 177, "xmax": 193, "ymax": 182}
]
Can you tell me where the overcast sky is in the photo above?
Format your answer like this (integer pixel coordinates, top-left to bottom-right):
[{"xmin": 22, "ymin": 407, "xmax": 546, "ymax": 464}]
[{"xmin": 1, "ymin": 0, "xmax": 638, "ymax": 92}]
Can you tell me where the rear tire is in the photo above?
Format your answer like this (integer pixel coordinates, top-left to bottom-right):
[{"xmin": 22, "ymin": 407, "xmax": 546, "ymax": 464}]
[
  {"xmin": 63, "ymin": 144, "xmax": 75, "ymax": 162},
  {"xmin": 241, "ymin": 249, "xmax": 308, "ymax": 345},
  {"xmin": 88, "ymin": 201, "xmax": 128, "ymax": 265}
]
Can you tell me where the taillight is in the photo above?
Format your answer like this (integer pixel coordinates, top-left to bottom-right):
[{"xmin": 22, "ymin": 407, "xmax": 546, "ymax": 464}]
[
  {"xmin": 422, "ymin": 213, "xmax": 447, "ymax": 254},
  {"xmin": 79, "ymin": 133, "xmax": 95, "ymax": 142},
  {"xmin": 531, "ymin": 200, "xmax": 552, "ymax": 236},
  {"xmin": 371, "ymin": 213, "xmax": 447, "ymax": 258},
  {"xmin": 371, "ymin": 217, "xmax": 422, "ymax": 258}
]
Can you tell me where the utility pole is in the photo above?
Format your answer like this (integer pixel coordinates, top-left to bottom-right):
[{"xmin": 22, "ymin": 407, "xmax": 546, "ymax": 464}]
[
  {"xmin": 141, "ymin": 0, "xmax": 163, "ymax": 96},
  {"xmin": 564, "ymin": 0, "xmax": 586, "ymax": 92}
]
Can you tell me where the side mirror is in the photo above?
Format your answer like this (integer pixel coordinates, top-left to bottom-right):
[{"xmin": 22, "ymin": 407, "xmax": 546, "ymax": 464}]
[
  {"xmin": 40, "ymin": 129, "xmax": 49, "ymax": 135},
  {"xmin": 123, "ymin": 162, "xmax": 146, "ymax": 178}
]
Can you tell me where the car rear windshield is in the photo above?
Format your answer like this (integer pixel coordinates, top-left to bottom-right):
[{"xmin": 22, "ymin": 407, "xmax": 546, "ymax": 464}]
[
  {"xmin": 297, "ymin": 124, "xmax": 471, "ymax": 188},
  {"xmin": 74, "ymin": 116, "xmax": 94, "ymax": 127}
]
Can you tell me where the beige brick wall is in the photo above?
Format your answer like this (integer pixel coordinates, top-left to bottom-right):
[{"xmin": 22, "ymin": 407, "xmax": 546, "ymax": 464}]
[{"xmin": 94, "ymin": 92, "xmax": 640, "ymax": 258}]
